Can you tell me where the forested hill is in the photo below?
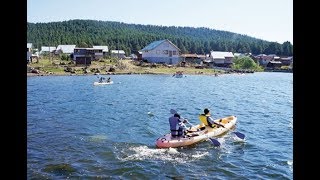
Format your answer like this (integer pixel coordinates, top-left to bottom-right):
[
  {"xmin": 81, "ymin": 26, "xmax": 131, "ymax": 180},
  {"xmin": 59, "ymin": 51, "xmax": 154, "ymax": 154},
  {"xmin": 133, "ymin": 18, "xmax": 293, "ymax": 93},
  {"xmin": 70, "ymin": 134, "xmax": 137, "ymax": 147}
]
[{"xmin": 27, "ymin": 19, "xmax": 293, "ymax": 56}]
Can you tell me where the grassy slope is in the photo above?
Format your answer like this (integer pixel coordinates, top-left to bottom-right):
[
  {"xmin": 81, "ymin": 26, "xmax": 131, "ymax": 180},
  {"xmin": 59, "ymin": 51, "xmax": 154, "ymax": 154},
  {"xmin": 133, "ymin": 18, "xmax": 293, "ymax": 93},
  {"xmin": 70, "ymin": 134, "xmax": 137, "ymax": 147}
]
[{"xmin": 27, "ymin": 58, "xmax": 220, "ymax": 76}]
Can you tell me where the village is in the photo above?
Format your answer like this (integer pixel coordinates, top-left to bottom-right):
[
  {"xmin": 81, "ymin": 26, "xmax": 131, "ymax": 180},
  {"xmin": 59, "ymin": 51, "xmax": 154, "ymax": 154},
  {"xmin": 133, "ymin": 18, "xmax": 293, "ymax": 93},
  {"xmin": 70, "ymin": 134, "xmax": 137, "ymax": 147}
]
[{"xmin": 27, "ymin": 39, "xmax": 293, "ymax": 75}]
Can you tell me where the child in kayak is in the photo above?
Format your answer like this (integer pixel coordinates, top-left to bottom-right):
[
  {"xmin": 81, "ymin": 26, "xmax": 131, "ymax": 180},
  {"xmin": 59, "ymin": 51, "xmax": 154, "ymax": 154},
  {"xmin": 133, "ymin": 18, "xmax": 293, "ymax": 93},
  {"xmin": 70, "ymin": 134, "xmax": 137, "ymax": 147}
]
[{"xmin": 169, "ymin": 110, "xmax": 188, "ymax": 138}]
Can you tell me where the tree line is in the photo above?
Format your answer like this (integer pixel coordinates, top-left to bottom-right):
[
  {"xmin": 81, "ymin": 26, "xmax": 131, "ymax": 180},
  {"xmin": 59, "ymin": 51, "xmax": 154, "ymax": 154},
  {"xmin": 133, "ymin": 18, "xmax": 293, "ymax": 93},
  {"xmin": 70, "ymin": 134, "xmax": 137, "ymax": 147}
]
[{"xmin": 27, "ymin": 19, "xmax": 293, "ymax": 56}]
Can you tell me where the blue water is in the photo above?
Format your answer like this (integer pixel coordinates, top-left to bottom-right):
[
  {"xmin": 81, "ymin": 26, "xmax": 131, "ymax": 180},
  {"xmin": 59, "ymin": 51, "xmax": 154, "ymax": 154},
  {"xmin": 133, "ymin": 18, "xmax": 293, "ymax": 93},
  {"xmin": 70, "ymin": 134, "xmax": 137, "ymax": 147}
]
[{"xmin": 27, "ymin": 72, "xmax": 293, "ymax": 179}]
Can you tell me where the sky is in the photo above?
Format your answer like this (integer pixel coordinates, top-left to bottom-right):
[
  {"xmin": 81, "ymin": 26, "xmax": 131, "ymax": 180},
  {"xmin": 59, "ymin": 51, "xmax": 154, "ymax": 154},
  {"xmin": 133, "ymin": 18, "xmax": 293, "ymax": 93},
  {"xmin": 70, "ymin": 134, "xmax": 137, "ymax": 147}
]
[{"xmin": 27, "ymin": 0, "xmax": 293, "ymax": 44}]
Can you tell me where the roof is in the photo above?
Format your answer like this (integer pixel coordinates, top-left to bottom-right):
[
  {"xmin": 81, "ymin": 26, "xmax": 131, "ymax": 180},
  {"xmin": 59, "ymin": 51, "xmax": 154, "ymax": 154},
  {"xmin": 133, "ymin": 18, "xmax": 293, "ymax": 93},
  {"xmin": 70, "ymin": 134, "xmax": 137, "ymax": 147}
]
[
  {"xmin": 141, "ymin": 39, "xmax": 180, "ymax": 51},
  {"xmin": 27, "ymin": 43, "xmax": 32, "ymax": 48},
  {"xmin": 234, "ymin": 53, "xmax": 246, "ymax": 57},
  {"xmin": 111, "ymin": 50, "xmax": 125, "ymax": 54},
  {"xmin": 210, "ymin": 51, "xmax": 234, "ymax": 59},
  {"xmin": 56, "ymin": 45, "xmax": 76, "ymax": 54},
  {"xmin": 256, "ymin": 54, "xmax": 267, "ymax": 57},
  {"xmin": 269, "ymin": 60, "xmax": 282, "ymax": 64},
  {"xmin": 280, "ymin": 57, "xmax": 293, "ymax": 60},
  {"xmin": 197, "ymin": 55, "xmax": 206, "ymax": 58},
  {"xmin": 41, "ymin": 46, "xmax": 56, "ymax": 52},
  {"xmin": 92, "ymin": 46, "xmax": 109, "ymax": 52},
  {"xmin": 181, "ymin": 53, "xmax": 198, "ymax": 58}
]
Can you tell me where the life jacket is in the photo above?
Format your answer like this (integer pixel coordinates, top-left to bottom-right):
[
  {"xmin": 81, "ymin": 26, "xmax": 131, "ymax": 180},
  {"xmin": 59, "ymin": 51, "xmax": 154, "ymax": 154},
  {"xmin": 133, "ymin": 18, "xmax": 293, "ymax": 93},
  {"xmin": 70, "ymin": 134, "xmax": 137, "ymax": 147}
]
[
  {"xmin": 198, "ymin": 114, "xmax": 213, "ymax": 127},
  {"xmin": 169, "ymin": 116, "xmax": 184, "ymax": 137}
]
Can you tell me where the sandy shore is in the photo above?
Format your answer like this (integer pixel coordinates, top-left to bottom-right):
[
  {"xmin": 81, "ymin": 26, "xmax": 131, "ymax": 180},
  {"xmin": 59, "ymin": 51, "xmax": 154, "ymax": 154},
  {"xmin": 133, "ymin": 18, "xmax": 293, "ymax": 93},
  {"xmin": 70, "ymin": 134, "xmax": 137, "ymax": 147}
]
[{"xmin": 27, "ymin": 72, "xmax": 190, "ymax": 77}]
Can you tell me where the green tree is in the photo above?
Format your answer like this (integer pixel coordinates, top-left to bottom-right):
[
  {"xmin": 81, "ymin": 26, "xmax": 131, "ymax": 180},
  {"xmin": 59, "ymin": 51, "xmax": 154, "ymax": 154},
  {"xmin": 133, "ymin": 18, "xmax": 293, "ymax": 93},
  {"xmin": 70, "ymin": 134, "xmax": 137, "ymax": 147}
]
[{"xmin": 232, "ymin": 56, "xmax": 263, "ymax": 71}]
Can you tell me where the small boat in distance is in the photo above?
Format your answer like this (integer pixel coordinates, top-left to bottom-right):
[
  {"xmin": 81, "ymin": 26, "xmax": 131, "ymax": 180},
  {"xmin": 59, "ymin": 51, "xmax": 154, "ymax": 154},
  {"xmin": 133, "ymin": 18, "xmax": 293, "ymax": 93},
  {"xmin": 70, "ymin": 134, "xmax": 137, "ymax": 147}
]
[
  {"xmin": 93, "ymin": 81, "xmax": 114, "ymax": 85},
  {"xmin": 94, "ymin": 76, "xmax": 113, "ymax": 85}
]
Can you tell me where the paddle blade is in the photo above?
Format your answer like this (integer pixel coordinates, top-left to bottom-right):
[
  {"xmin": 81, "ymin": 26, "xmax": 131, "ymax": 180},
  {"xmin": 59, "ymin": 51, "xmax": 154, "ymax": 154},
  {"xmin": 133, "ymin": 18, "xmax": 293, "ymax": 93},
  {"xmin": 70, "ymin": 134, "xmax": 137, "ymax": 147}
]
[
  {"xmin": 233, "ymin": 132, "xmax": 245, "ymax": 139},
  {"xmin": 209, "ymin": 138, "xmax": 221, "ymax": 146}
]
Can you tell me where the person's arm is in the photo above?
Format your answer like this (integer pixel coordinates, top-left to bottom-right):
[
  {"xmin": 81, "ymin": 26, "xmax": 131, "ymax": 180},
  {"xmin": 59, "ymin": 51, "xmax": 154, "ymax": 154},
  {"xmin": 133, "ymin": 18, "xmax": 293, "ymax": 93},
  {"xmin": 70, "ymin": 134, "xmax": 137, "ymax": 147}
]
[{"xmin": 208, "ymin": 117, "xmax": 225, "ymax": 128}]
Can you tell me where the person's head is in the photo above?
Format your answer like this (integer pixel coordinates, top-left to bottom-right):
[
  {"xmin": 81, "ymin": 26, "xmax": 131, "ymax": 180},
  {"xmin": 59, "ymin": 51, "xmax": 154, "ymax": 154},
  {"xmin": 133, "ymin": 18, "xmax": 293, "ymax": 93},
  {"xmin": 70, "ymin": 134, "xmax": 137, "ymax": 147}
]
[
  {"xmin": 204, "ymin": 108, "xmax": 210, "ymax": 115},
  {"xmin": 174, "ymin": 113, "xmax": 180, "ymax": 118}
]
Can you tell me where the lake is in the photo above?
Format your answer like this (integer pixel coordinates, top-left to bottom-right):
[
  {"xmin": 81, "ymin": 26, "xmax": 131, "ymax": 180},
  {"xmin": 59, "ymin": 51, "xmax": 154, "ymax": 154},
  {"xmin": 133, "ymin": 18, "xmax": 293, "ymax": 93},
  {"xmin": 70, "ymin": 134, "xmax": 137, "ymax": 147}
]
[{"xmin": 27, "ymin": 72, "xmax": 293, "ymax": 179}]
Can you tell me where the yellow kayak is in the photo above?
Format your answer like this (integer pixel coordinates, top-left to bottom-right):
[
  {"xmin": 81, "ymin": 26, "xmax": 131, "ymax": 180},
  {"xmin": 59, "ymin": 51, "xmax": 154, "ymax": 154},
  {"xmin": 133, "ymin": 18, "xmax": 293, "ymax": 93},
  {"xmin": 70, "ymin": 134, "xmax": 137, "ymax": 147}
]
[{"xmin": 155, "ymin": 115, "xmax": 237, "ymax": 148}]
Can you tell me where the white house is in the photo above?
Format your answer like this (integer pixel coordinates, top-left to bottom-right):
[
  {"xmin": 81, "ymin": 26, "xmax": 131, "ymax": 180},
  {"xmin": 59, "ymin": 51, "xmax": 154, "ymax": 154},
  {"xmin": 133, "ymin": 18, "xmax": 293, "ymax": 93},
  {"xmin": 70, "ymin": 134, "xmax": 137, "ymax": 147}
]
[
  {"xmin": 209, "ymin": 51, "xmax": 234, "ymax": 67},
  {"xmin": 111, "ymin": 50, "xmax": 126, "ymax": 59},
  {"xmin": 55, "ymin": 45, "xmax": 76, "ymax": 55},
  {"xmin": 140, "ymin": 39, "xmax": 181, "ymax": 64},
  {"xmin": 40, "ymin": 46, "xmax": 56, "ymax": 55},
  {"xmin": 92, "ymin": 46, "xmax": 109, "ymax": 57}
]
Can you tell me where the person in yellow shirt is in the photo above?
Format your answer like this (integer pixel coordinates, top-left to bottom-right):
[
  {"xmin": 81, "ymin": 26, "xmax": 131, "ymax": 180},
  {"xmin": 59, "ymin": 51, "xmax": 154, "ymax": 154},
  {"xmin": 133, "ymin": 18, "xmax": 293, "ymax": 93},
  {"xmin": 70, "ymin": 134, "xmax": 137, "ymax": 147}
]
[{"xmin": 198, "ymin": 108, "xmax": 225, "ymax": 128}]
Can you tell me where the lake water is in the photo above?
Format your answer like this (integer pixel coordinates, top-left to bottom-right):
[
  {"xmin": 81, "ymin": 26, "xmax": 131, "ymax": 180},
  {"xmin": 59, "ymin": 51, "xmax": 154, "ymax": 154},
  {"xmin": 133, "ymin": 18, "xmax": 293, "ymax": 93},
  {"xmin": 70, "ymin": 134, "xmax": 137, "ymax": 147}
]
[{"xmin": 27, "ymin": 72, "xmax": 293, "ymax": 179}]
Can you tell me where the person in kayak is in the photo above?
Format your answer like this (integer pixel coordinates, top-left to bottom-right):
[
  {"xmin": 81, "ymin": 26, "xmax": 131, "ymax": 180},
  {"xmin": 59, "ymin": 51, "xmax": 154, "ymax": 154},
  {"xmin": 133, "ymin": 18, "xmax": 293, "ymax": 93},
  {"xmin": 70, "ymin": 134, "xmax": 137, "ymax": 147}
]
[
  {"xmin": 107, "ymin": 77, "xmax": 111, "ymax": 82},
  {"xmin": 99, "ymin": 77, "xmax": 106, "ymax": 83},
  {"xmin": 169, "ymin": 112, "xmax": 188, "ymax": 138},
  {"xmin": 199, "ymin": 108, "xmax": 225, "ymax": 128}
]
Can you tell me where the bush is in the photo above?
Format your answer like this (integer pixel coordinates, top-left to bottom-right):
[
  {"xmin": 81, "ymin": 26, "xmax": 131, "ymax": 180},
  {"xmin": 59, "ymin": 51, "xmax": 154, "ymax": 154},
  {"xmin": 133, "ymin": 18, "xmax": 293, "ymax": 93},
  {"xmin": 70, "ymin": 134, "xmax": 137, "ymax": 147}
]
[
  {"xmin": 60, "ymin": 54, "xmax": 70, "ymax": 61},
  {"xmin": 232, "ymin": 56, "xmax": 263, "ymax": 71}
]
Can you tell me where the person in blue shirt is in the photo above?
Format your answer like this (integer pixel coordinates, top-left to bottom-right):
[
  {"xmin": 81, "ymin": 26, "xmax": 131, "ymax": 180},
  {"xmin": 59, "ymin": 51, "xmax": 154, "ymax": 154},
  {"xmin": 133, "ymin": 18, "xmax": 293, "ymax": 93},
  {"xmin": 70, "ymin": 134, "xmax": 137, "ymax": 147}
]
[{"xmin": 169, "ymin": 109, "xmax": 188, "ymax": 138}]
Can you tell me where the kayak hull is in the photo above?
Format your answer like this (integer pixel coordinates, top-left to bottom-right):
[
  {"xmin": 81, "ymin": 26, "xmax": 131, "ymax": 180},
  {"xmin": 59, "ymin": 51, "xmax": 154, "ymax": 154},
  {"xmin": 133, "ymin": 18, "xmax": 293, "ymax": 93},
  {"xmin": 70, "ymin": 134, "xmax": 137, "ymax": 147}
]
[
  {"xmin": 93, "ymin": 81, "xmax": 114, "ymax": 85},
  {"xmin": 155, "ymin": 115, "xmax": 237, "ymax": 148}
]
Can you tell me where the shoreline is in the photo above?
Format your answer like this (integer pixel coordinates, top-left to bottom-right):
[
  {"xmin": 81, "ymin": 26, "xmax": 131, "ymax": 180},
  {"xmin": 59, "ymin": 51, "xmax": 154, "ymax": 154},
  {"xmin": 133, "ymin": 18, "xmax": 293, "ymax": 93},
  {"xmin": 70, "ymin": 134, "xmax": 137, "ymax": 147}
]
[
  {"xmin": 26, "ymin": 59, "xmax": 267, "ymax": 77},
  {"xmin": 27, "ymin": 71, "xmax": 221, "ymax": 77}
]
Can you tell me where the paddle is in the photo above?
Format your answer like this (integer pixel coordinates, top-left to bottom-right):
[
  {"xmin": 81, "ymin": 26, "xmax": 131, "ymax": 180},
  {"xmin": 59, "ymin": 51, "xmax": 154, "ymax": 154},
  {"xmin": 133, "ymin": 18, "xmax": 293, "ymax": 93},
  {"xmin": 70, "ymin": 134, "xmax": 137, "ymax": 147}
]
[
  {"xmin": 213, "ymin": 121, "xmax": 245, "ymax": 140},
  {"xmin": 233, "ymin": 132, "xmax": 245, "ymax": 139},
  {"xmin": 189, "ymin": 121, "xmax": 221, "ymax": 147},
  {"xmin": 209, "ymin": 138, "xmax": 221, "ymax": 146}
]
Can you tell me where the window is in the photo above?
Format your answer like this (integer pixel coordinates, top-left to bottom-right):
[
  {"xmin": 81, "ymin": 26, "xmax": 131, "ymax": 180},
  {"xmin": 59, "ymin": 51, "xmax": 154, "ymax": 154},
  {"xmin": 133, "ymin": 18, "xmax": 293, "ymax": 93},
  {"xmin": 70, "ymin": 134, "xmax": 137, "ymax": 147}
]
[
  {"xmin": 163, "ymin": 50, "xmax": 168, "ymax": 54},
  {"xmin": 156, "ymin": 50, "xmax": 160, "ymax": 54},
  {"xmin": 173, "ymin": 51, "xmax": 176, "ymax": 55}
]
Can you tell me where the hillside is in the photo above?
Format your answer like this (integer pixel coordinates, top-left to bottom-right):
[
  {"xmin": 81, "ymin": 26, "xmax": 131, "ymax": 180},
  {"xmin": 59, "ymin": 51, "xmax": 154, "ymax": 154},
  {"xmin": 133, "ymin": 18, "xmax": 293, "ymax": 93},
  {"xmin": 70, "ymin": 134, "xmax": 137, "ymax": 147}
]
[{"xmin": 27, "ymin": 19, "xmax": 293, "ymax": 56}]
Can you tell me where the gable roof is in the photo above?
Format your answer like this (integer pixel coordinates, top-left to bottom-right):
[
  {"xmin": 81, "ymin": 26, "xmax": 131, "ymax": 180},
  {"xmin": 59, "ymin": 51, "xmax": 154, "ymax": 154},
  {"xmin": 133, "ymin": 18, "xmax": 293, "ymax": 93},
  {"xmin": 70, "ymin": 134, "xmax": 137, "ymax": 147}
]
[
  {"xmin": 141, "ymin": 39, "xmax": 180, "ymax": 51},
  {"xmin": 92, "ymin": 46, "xmax": 109, "ymax": 52},
  {"xmin": 210, "ymin": 51, "xmax": 234, "ymax": 59},
  {"xmin": 111, "ymin": 50, "xmax": 125, "ymax": 54},
  {"xmin": 27, "ymin": 43, "xmax": 32, "ymax": 48},
  {"xmin": 181, "ymin": 53, "xmax": 198, "ymax": 58},
  {"xmin": 56, "ymin": 45, "xmax": 76, "ymax": 54}
]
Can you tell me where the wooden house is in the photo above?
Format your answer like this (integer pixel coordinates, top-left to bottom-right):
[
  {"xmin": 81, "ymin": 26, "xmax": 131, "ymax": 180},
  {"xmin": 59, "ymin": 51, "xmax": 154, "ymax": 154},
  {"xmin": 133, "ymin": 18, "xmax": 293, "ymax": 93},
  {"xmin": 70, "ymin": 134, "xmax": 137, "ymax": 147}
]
[
  {"xmin": 209, "ymin": 51, "xmax": 234, "ymax": 67},
  {"xmin": 140, "ymin": 39, "xmax": 181, "ymax": 65},
  {"xmin": 111, "ymin": 50, "xmax": 126, "ymax": 59},
  {"xmin": 40, "ymin": 46, "xmax": 56, "ymax": 55},
  {"xmin": 92, "ymin": 46, "xmax": 109, "ymax": 57},
  {"xmin": 73, "ymin": 48, "xmax": 95, "ymax": 65},
  {"xmin": 266, "ymin": 60, "xmax": 282, "ymax": 69},
  {"xmin": 279, "ymin": 56, "xmax": 293, "ymax": 66},
  {"xmin": 255, "ymin": 54, "xmax": 280, "ymax": 67}
]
